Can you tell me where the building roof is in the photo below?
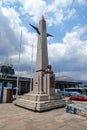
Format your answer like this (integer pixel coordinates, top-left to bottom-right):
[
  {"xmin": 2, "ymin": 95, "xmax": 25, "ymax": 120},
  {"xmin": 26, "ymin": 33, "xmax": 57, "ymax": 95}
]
[
  {"xmin": 55, "ymin": 76, "xmax": 82, "ymax": 84},
  {"xmin": 0, "ymin": 63, "xmax": 13, "ymax": 67}
]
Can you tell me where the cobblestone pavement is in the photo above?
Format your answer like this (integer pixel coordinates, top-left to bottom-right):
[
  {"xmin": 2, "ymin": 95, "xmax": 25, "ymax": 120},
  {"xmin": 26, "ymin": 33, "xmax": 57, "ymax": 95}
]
[{"xmin": 0, "ymin": 103, "xmax": 87, "ymax": 130}]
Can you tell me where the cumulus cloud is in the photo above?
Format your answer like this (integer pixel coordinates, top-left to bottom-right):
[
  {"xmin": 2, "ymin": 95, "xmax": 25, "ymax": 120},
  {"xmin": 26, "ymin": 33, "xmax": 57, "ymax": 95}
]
[
  {"xmin": 48, "ymin": 25, "xmax": 87, "ymax": 65},
  {"xmin": 48, "ymin": 43, "xmax": 66, "ymax": 62},
  {"xmin": 48, "ymin": 25, "xmax": 87, "ymax": 80},
  {"xmin": 18, "ymin": 0, "xmax": 47, "ymax": 23},
  {"xmin": 0, "ymin": 0, "xmax": 87, "ymax": 80},
  {"xmin": 76, "ymin": 0, "xmax": 87, "ymax": 5},
  {"xmin": 0, "ymin": 7, "xmax": 20, "ymax": 55},
  {"xmin": 1, "ymin": 0, "xmax": 85, "ymax": 27},
  {"xmin": 0, "ymin": 5, "xmax": 37, "ymax": 72},
  {"xmin": 64, "ymin": 9, "xmax": 76, "ymax": 20},
  {"xmin": 55, "ymin": 71, "xmax": 87, "ymax": 81},
  {"xmin": 45, "ymin": 0, "xmax": 77, "ymax": 26},
  {"xmin": 54, "ymin": 0, "xmax": 73, "ymax": 8}
]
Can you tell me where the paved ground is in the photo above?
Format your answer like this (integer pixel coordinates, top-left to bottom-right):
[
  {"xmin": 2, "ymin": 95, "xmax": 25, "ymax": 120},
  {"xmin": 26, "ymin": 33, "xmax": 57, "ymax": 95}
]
[{"xmin": 0, "ymin": 103, "xmax": 87, "ymax": 130}]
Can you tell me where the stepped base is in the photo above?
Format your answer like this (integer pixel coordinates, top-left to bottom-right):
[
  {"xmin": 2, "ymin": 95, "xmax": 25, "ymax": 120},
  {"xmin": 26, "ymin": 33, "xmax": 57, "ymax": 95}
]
[{"xmin": 14, "ymin": 94, "xmax": 66, "ymax": 112}]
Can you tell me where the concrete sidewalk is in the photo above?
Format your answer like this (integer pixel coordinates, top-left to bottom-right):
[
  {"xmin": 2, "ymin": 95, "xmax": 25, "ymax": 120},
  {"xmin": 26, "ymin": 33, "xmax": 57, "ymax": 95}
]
[{"xmin": 0, "ymin": 103, "xmax": 87, "ymax": 130}]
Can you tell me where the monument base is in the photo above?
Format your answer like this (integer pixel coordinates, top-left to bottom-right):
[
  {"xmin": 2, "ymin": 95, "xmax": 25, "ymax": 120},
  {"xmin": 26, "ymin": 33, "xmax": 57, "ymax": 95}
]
[{"xmin": 14, "ymin": 93, "xmax": 66, "ymax": 112}]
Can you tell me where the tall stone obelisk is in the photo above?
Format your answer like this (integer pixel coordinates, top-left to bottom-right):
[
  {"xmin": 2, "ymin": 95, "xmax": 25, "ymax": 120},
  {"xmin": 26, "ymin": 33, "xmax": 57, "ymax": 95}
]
[
  {"xmin": 36, "ymin": 16, "xmax": 48, "ymax": 71},
  {"xmin": 31, "ymin": 16, "xmax": 52, "ymax": 94},
  {"xmin": 14, "ymin": 16, "xmax": 66, "ymax": 112}
]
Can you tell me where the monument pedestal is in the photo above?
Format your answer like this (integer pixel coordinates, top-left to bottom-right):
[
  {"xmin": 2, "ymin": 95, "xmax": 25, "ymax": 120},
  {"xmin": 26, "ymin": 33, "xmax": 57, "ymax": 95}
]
[{"xmin": 14, "ymin": 93, "xmax": 66, "ymax": 112}]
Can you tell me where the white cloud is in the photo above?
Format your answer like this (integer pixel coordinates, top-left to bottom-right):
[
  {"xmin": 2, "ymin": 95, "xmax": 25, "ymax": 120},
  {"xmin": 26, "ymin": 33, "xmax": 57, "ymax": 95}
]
[
  {"xmin": 76, "ymin": 0, "xmax": 87, "ymax": 5},
  {"xmin": 1, "ymin": 6, "xmax": 20, "ymax": 29},
  {"xmin": 0, "ymin": 0, "xmax": 80, "ymax": 27},
  {"xmin": 2, "ymin": 0, "xmax": 15, "ymax": 3},
  {"xmin": 55, "ymin": 71, "xmax": 87, "ymax": 80},
  {"xmin": 46, "ymin": 12, "xmax": 63, "ymax": 26},
  {"xmin": 72, "ymin": 26, "xmax": 87, "ymax": 36},
  {"xmin": 63, "ymin": 26, "xmax": 87, "ymax": 61},
  {"xmin": 0, "ymin": 5, "xmax": 37, "ymax": 70},
  {"xmin": 45, "ymin": 0, "xmax": 77, "ymax": 26},
  {"xmin": 45, "ymin": 0, "xmax": 86, "ymax": 26},
  {"xmin": 0, "ymin": 0, "xmax": 87, "ymax": 80},
  {"xmin": 0, "ymin": 1, "xmax": 2, "ymax": 6},
  {"xmin": 18, "ymin": 0, "xmax": 47, "ymax": 22},
  {"xmin": 0, "ymin": 7, "xmax": 20, "ymax": 56},
  {"xmin": 48, "ymin": 43, "xmax": 66, "ymax": 62},
  {"xmin": 1, "ymin": 0, "xmax": 86, "ymax": 27},
  {"xmin": 64, "ymin": 9, "xmax": 76, "ymax": 20},
  {"xmin": 47, "ymin": 25, "xmax": 87, "ymax": 81},
  {"xmin": 54, "ymin": 0, "xmax": 73, "ymax": 8}
]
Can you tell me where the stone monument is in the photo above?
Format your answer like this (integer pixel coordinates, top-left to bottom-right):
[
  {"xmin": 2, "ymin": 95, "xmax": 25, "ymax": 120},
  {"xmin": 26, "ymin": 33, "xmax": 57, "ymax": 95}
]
[{"xmin": 14, "ymin": 16, "xmax": 66, "ymax": 112}]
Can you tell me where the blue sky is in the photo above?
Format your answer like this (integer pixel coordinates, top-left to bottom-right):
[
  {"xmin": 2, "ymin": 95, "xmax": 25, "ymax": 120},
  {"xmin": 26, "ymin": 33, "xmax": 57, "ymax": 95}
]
[{"xmin": 0, "ymin": 0, "xmax": 87, "ymax": 80}]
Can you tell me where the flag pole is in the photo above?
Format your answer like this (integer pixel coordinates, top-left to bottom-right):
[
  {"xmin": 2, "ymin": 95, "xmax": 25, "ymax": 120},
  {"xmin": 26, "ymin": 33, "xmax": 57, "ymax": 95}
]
[
  {"xmin": 16, "ymin": 30, "xmax": 22, "ymax": 98},
  {"xmin": 30, "ymin": 43, "xmax": 33, "ymax": 91}
]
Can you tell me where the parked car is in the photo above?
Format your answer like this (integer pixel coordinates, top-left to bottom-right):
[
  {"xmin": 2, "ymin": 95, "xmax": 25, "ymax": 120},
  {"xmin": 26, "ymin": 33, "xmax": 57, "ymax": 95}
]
[{"xmin": 70, "ymin": 94, "xmax": 87, "ymax": 101}]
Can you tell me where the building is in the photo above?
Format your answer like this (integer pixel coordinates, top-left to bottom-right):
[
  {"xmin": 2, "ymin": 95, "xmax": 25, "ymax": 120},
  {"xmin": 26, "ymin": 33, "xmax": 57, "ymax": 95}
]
[
  {"xmin": 0, "ymin": 64, "xmax": 14, "ymax": 76},
  {"xmin": 55, "ymin": 76, "xmax": 82, "ymax": 90},
  {"xmin": 0, "ymin": 64, "xmax": 31, "ymax": 103}
]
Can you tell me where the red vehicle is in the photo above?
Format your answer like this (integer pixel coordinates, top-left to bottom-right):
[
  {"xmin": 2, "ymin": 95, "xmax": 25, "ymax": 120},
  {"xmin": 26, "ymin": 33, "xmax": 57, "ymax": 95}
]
[{"xmin": 70, "ymin": 94, "xmax": 87, "ymax": 101}]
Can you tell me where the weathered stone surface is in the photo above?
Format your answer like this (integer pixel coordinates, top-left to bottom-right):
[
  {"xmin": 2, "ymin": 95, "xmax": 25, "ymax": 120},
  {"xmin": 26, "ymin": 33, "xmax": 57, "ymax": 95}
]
[
  {"xmin": 15, "ymin": 16, "xmax": 66, "ymax": 111},
  {"xmin": 14, "ymin": 95, "xmax": 66, "ymax": 112}
]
